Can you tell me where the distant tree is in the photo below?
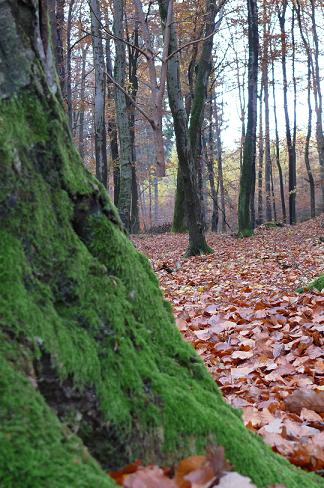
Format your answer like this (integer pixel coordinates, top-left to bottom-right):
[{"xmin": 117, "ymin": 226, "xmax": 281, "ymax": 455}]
[{"xmin": 238, "ymin": 0, "xmax": 259, "ymax": 236}]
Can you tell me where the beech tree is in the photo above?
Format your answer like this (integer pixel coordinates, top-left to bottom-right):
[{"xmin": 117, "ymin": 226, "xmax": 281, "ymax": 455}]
[
  {"xmin": 238, "ymin": 0, "xmax": 259, "ymax": 236},
  {"xmin": 0, "ymin": 1, "xmax": 323, "ymax": 487}
]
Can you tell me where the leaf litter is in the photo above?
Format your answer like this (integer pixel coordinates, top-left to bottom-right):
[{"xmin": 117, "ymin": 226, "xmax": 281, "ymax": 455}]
[{"xmin": 133, "ymin": 218, "xmax": 324, "ymax": 474}]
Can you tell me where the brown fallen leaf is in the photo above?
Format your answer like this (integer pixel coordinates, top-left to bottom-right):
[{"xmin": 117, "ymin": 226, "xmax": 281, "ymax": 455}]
[
  {"xmin": 284, "ymin": 389, "xmax": 324, "ymax": 414},
  {"xmin": 300, "ymin": 408, "xmax": 323, "ymax": 423}
]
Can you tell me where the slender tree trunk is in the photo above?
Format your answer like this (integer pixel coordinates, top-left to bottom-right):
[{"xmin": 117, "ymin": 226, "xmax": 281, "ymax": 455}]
[
  {"xmin": 278, "ymin": 2, "xmax": 296, "ymax": 225},
  {"xmin": 238, "ymin": 0, "xmax": 258, "ymax": 236},
  {"xmin": 215, "ymin": 97, "xmax": 226, "ymax": 233},
  {"xmin": 66, "ymin": 0, "xmax": 75, "ymax": 130},
  {"xmin": 105, "ymin": 36, "xmax": 120, "ymax": 206},
  {"xmin": 262, "ymin": 5, "xmax": 272, "ymax": 222},
  {"xmin": 205, "ymin": 113, "xmax": 219, "ymax": 232},
  {"xmin": 270, "ymin": 162, "xmax": 277, "ymax": 221},
  {"xmin": 257, "ymin": 83, "xmax": 264, "ymax": 225},
  {"xmin": 296, "ymin": 1, "xmax": 316, "ymax": 218},
  {"xmin": 305, "ymin": 49, "xmax": 316, "ymax": 218},
  {"xmin": 158, "ymin": 0, "xmax": 212, "ymax": 256},
  {"xmin": 78, "ymin": 45, "xmax": 88, "ymax": 161},
  {"xmin": 154, "ymin": 176, "xmax": 159, "ymax": 224},
  {"xmin": 113, "ymin": 0, "xmax": 133, "ymax": 230},
  {"xmin": 90, "ymin": 0, "xmax": 108, "ymax": 186},
  {"xmin": 128, "ymin": 25, "xmax": 140, "ymax": 234},
  {"xmin": 55, "ymin": 0, "xmax": 66, "ymax": 94},
  {"xmin": 310, "ymin": 0, "xmax": 324, "ymax": 211},
  {"xmin": 271, "ymin": 53, "xmax": 286, "ymax": 223}
]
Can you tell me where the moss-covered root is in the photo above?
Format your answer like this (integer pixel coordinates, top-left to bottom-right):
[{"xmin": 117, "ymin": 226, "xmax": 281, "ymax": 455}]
[{"xmin": 0, "ymin": 356, "xmax": 115, "ymax": 488}]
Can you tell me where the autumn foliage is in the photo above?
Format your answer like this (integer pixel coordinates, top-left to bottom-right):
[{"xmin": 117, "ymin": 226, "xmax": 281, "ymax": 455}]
[{"xmin": 134, "ymin": 217, "xmax": 324, "ymax": 473}]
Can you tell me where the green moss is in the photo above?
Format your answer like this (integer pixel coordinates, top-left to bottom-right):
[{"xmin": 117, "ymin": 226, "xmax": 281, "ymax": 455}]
[
  {"xmin": 0, "ymin": 355, "xmax": 115, "ymax": 488},
  {"xmin": 298, "ymin": 274, "xmax": 324, "ymax": 293},
  {"xmin": 0, "ymin": 88, "xmax": 323, "ymax": 487}
]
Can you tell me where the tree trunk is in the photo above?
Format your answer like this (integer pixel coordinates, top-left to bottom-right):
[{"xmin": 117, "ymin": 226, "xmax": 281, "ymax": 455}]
[
  {"xmin": 214, "ymin": 97, "xmax": 226, "ymax": 233},
  {"xmin": 172, "ymin": 168, "xmax": 187, "ymax": 232},
  {"xmin": 105, "ymin": 36, "xmax": 120, "ymax": 206},
  {"xmin": 66, "ymin": 0, "xmax": 75, "ymax": 130},
  {"xmin": 262, "ymin": 5, "xmax": 272, "ymax": 223},
  {"xmin": 296, "ymin": 2, "xmax": 316, "ymax": 218},
  {"xmin": 271, "ymin": 52, "xmax": 286, "ymax": 223},
  {"xmin": 257, "ymin": 83, "xmax": 264, "ymax": 226},
  {"xmin": 158, "ymin": 0, "xmax": 212, "ymax": 256},
  {"xmin": 238, "ymin": 0, "xmax": 259, "ymax": 237},
  {"xmin": 278, "ymin": 2, "xmax": 296, "ymax": 225},
  {"xmin": 206, "ymin": 97, "xmax": 219, "ymax": 232},
  {"xmin": 0, "ymin": 2, "xmax": 322, "ymax": 487},
  {"xmin": 78, "ymin": 44, "xmax": 88, "ymax": 161},
  {"xmin": 113, "ymin": 0, "xmax": 133, "ymax": 230},
  {"xmin": 90, "ymin": 0, "xmax": 108, "ymax": 186},
  {"xmin": 55, "ymin": 0, "xmax": 66, "ymax": 94},
  {"xmin": 310, "ymin": 0, "xmax": 324, "ymax": 211}
]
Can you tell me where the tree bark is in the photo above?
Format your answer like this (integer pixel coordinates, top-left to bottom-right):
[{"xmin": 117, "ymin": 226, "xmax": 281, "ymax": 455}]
[
  {"xmin": 66, "ymin": 0, "xmax": 75, "ymax": 130},
  {"xmin": 78, "ymin": 44, "xmax": 89, "ymax": 161},
  {"xmin": 214, "ymin": 96, "xmax": 226, "ymax": 233},
  {"xmin": 113, "ymin": 0, "xmax": 133, "ymax": 230},
  {"xmin": 90, "ymin": 0, "xmax": 108, "ymax": 186},
  {"xmin": 271, "ymin": 51, "xmax": 286, "ymax": 223},
  {"xmin": 278, "ymin": 2, "xmax": 296, "ymax": 225},
  {"xmin": 238, "ymin": 0, "xmax": 258, "ymax": 236},
  {"xmin": 310, "ymin": 0, "xmax": 324, "ymax": 211},
  {"xmin": 105, "ymin": 35, "xmax": 120, "ymax": 206},
  {"xmin": 262, "ymin": 3, "xmax": 272, "ymax": 222},
  {"xmin": 257, "ymin": 83, "xmax": 264, "ymax": 226},
  {"xmin": 296, "ymin": 1, "xmax": 316, "ymax": 218},
  {"xmin": 158, "ymin": 0, "xmax": 212, "ymax": 256}
]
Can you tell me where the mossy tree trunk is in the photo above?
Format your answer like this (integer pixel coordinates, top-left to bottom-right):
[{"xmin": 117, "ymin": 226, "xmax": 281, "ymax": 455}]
[
  {"xmin": 0, "ymin": 2, "xmax": 323, "ymax": 487},
  {"xmin": 238, "ymin": 0, "xmax": 259, "ymax": 237},
  {"xmin": 158, "ymin": 0, "xmax": 212, "ymax": 256}
]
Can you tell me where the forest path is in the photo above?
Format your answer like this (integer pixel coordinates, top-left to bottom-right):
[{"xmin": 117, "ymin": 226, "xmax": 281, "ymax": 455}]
[{"xmin": 133, "ymin": 217, "xmax": 324, "ymax": 472}]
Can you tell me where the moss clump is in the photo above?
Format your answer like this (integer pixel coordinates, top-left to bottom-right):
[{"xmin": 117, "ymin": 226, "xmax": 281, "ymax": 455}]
[
  {"xmin": 308, "ymin": 274, "xmax": 324, "ymax": 292},
  {"xmin": 0, "ymin": 88, "xmax": 323, "ymax": 488},
  {"xmin": 297, "ymin": 274, "xmax": 324, "ymax": 293}
]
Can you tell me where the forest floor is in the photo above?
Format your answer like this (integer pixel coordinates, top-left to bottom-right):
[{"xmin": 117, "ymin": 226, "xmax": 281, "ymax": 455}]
[{"xmin": 133, "ymin": 217, "xmax": 324, "ymax": 473}]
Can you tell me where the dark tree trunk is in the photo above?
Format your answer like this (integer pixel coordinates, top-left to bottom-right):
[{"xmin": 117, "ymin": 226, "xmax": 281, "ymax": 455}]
[
  {"xmin": 158, "ymin": 0, "xmax": 212, "ymax": 256},
  {"xmin": 238, "ymin": 0, "xmax": 258, "ymax": 236},
  {"xmin": 278, "ymin": 2, "xmax": 296, "ymax": 225},
  {"xmin": 90, "ymin": 0, "xmax": 108, "ymax": 186},
  {"xmin": 55, "ymin": 0, "xmax": 66, "ymax": 94},
  {"xmin": 113, "ymin": 0, "xmax": 133, "ymax": 230},
  {"xmin": 128, "ymin": 25, "xmax": 140, "ymax": 234},
  {"xmin": 66, "ymin": 0, "xmax": 75, "ymax": 130},
  {"xmin": 262, "ymin": 5, "xmax": 272, "ymax": 222},
  {"xmin": 257, "ymin": 83, "xmax": 264, "ymax": 226},
  {"xmin": 78, "ymin": 44, "xmax": 88, "ymax": 161}
]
